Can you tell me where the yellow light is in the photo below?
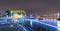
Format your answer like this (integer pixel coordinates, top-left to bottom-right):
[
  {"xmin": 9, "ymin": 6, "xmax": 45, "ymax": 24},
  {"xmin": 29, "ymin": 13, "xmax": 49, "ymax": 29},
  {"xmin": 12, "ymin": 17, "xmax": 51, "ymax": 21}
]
[{"xmin": 13, "ymin": 14, "xmax": 23, "ymax": 19}]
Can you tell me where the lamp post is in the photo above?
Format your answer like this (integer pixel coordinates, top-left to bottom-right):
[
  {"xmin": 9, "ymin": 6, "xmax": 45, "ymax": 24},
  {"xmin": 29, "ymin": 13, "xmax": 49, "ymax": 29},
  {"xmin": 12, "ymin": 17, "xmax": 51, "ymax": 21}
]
[{"xmin": 57, "ymin": 13, "xmax": 60, "ymax": 31}]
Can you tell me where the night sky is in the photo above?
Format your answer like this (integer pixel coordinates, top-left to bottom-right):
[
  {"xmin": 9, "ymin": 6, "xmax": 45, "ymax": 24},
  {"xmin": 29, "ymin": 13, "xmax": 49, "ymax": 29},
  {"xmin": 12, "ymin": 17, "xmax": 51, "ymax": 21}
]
[{"xmin": 0, "ymin": 0, "xmax": 60, "ymax": 15}]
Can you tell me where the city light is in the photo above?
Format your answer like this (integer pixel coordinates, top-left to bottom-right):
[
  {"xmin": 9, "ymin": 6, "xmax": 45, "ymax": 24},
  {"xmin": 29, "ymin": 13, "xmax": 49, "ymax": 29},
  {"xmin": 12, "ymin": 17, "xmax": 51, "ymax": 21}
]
[{"xmin": 13, "ymin": 14, "xmax": 23, "ymax": 18}]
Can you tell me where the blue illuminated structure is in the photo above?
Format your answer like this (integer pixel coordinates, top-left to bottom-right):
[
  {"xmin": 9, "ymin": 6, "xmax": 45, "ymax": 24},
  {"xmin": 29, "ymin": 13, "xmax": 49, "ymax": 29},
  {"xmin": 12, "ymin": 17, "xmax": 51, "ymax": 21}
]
[
  {"xmin": 18, "ymin": 17, "xmax": 24, "ymax": 25},
  {"xmin": 6, "ymin": 10, "xmax": 11, "ymax": 17},
  {"xmin": 24, "ymin": 18, "xmax": 58, "ymax": 31}
]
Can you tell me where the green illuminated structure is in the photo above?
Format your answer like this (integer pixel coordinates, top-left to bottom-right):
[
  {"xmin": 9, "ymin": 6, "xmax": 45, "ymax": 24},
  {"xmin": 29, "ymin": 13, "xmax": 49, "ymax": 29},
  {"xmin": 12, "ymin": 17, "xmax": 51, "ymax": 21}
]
[{"xmin": 10, "ymin": 10, "xmax": 26, "ymax": 17}]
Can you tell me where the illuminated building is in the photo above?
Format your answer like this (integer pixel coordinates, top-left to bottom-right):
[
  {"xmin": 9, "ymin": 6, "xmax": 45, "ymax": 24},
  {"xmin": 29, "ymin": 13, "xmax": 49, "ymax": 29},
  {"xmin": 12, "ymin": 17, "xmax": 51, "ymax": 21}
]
[
  {"xmin": 11, "ymin": 10, "xmax": 26, "ymax": 23},
  {"xmin": 10, "ymin": 10, "xmax": 26, "ymax": 18},
  {"xmin": 6, "ymin": 9, "xmax": 26, "ymax": 23},
  {"xmin": 6, "ymin": 9, "xmax": 26, "ymax": 17},
  {"xmin": 38, "ymin": 14, "xmax": 57, "ymax": 20}
]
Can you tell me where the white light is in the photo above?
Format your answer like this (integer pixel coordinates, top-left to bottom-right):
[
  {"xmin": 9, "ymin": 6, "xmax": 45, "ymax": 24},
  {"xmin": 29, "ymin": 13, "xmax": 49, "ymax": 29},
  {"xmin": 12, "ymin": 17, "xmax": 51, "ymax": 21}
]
[
  {"xmin": 10, "ymin": 25, "xmax": 14, "ymax": 27},
  {"xmin": 57, "ymin": 13, "xmax": 60, "ymax": 18},
  {"xmin": 57, "ymin": 13, "xmax": 60, "ymax": 16},
  {"xmin": 57, "ymin": 21, "xmax": 60, "ymax": 31},
  {"xmin": 30, "ymin": 20, "xmax": 32, "ymax": 27},
  {"xmin": 2, "ymin": 23, "xmax": 5, "ymax": 24}
]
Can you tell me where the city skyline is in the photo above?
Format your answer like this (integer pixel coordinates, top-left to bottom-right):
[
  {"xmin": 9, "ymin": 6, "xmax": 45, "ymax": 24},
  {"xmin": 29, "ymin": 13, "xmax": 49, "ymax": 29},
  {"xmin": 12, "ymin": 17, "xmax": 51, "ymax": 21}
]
[{"xmin": 0, "ymin": 0, "xmax": 60, "ymax": 15}]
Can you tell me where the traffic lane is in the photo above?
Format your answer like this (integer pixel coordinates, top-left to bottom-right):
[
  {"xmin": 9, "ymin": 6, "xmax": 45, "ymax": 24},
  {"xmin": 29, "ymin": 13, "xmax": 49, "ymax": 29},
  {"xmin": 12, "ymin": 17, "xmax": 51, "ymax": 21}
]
[
  {"xmin": 24, "ymin": 19, "xmax": 57, "ymax": 28},
  {"xmin": 0, "ymin": 23, "xmax": 26, "ymax": 31},
  {"xmin": 23, "ymin": 20, "xmax": 57, "ymax": 31},
  {"xmin": 39, "ymin": 20, "xmax": 57, "ymax": 26},
  {"xmin": 32, "ymin": 21, "xmax": 57, "ymax": 31}
]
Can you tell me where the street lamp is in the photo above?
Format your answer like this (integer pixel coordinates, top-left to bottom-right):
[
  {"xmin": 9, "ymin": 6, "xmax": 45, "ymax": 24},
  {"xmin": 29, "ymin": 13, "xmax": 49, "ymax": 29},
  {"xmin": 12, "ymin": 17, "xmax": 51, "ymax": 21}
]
[
  {"xmin": 56, "ymin": 13, "xmax": 60, "ymax": 31},
  {"xmin": 57, "ymin": 13, "xmax": 60, "ymax": 18},
  {"xmin": 56, "ymin": 13, "xmax": 60, "ymax": 20}
]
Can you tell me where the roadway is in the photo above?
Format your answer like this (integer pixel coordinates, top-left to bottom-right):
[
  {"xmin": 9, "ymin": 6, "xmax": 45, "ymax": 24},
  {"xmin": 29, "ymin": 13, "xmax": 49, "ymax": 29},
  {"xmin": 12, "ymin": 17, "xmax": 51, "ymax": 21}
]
[
  {"xmin": 0, "ymin": 17, "xmax": 27, "ymax": 31},
  {"xmin": 5, "ymin": 17, "xmax": 58, "ymax": 31},
  {"xmin": 23, "ymin": 19, "xmax": 58, "ymax": 31}
]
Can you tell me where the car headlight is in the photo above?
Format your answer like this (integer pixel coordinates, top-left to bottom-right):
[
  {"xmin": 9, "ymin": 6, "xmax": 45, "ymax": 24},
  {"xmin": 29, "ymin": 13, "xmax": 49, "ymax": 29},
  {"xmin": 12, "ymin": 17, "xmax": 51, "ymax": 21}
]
[
  {"xmin": 2, "ymin": 23, "xmax": 5, "ymax": 24},
  {"xmin": 10, "ymin": 25, "xmax": 14, "ymax": 27}
]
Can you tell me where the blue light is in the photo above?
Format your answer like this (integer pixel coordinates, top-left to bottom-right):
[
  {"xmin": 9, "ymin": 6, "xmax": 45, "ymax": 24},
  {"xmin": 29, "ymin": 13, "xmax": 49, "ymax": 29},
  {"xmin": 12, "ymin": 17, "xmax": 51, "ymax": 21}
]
[
  {"xmin": 26, "ymin": 19, "xmax": 58, "ymax": 29},
  {"xmin": 18, "ymin": 18, "xmax": 24, "ymax": 24},
  {"xmin": 18, "ymin": 24, "xmax": 27, "ymax": 31},
  {"xmin": 35, "ymin": 20, "xmax": 57, "ymax": 28}
]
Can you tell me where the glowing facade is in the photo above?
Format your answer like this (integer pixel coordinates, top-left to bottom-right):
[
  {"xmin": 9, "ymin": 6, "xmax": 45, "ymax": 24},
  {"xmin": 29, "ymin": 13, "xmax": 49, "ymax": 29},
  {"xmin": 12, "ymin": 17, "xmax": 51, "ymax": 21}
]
[
  {"xmin": 10, "ymin": 10, "xmax": 26, "ymax": 18},
  {"xmin": 6, "ymin": 10, "xmax": 26, "ymax": 23}
]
